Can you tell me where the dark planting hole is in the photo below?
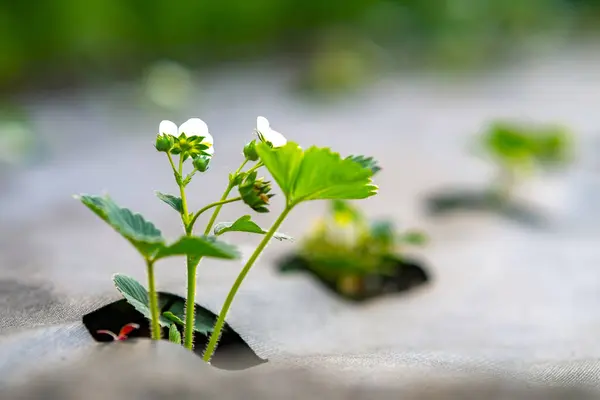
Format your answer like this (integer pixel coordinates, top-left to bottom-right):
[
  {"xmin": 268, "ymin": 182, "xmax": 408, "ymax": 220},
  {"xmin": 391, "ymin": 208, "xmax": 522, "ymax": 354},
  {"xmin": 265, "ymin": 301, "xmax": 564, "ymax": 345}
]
[
  {"xmin": 278, "ymin": 254, "xmax": 430, "ymax": 302},
  {"xmin": 425, "ymin": 188, "xmax": 549, "ymax": 228},
  {"xmin": 82, "ymin": 292, "xmax": 267, "ymax": 370}
]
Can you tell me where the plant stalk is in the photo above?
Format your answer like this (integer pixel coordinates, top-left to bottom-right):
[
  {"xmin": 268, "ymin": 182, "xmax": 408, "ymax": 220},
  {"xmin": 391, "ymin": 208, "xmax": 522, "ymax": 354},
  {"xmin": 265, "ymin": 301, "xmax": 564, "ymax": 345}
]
[
  {"xmin": 202, "ymin": 205, "xmax": 293, "ymax": 362},
  {"xmin": 183, "ymin": 256, "xmax": 198, "ymax": 349},
  {"xmin": 146, "ymin": 259, "xmax": 162, "ymax": 340},
  {"xmin": 188, "ymin": 197, "xmax": 242, "ymax": 232},
  {"xmin": 173, "ymin": 154, "xmax": 198, "ymax": 349},
  {"xmin": 178, "ymin": 155, "xmax": 190, "ymax": 226}
]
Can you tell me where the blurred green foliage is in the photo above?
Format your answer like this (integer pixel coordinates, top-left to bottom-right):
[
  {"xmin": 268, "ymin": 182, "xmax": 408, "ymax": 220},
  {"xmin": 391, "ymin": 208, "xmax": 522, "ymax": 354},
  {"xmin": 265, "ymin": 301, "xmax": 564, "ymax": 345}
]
[
  {"xmin": 479, "ymin": 120, "xmax": 573, "ymax": 203},
  {"xmin": 1, "ymin": 0, "xmax": 600, "ymax": 90},
  {"xmin": 299, "ymin": 200, "xmax": 426, "ymax": 294},
  {"xmin": 482, "ymin": 121, "xmax": 573, "ymax": 176}
]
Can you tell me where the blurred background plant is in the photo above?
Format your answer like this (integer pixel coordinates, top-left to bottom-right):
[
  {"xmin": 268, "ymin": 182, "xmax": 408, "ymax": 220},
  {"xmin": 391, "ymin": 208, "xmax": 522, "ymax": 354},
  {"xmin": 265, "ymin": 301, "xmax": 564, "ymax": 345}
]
[
  {"xmin": 1, "ymin": 0, "xmax": 600, "ymax": 93},
  {"xmin": 480, "ymin": 121, "xmax": 574, "ymax": 203},
  {"xmin": 288, "ymin": 199, "xmax": 427, "ymax": 298}
]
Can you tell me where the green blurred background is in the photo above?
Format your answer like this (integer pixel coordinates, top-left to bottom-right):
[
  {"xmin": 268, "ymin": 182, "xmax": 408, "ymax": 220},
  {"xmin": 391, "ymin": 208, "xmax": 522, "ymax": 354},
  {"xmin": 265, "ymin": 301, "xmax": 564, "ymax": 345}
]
[{"xmin": 2, "ymin": 0, "xmax": 600, "ymax": 92}]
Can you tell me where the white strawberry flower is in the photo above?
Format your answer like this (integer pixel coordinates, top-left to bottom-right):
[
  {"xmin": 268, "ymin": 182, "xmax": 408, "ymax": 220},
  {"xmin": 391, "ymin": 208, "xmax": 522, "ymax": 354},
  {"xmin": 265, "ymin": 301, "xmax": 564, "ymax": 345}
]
[
  {"xmin": 256, "ymin": 116, "xmax": 287, "ymax": 148},
  {"xmin": 158, "ymin": 120, "xmax": 177, "ymax": 136},
  {"xmin": 178, "ymin": 118, "xmax": 214, "ymax": 155},
  {"xmin": 158, "ymin": 118, "xmax": 214, "ymax": 156}
]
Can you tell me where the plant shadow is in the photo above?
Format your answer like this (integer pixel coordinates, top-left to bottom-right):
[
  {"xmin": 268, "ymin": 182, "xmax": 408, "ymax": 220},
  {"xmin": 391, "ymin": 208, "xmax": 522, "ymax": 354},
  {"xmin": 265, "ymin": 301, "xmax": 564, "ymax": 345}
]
[
  {"xmin": 278, "ymin": 254, "xmax": 430, "ymax": 302},
  {"xmin": 425, "ymin": 188, "xmax": 550, "ymax": 228}
]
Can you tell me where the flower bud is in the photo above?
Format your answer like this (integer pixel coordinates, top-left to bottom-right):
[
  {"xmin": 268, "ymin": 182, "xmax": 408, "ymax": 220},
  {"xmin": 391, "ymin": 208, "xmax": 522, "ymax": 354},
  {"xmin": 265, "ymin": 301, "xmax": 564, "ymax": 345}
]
[
  {"xmin": 193, "ymin": 155, "xmax": 211, "ymax": 172},
  {"xmin": 243, "ymin": 140, "xmax": 259, "ymax": 161},
  {"xmin": 239, "ymin": 171, "xmax": 274, "ymax": 213},
  {"xmin": 155, "ymin": 133, "xmax": 174, "ymax": 152}
]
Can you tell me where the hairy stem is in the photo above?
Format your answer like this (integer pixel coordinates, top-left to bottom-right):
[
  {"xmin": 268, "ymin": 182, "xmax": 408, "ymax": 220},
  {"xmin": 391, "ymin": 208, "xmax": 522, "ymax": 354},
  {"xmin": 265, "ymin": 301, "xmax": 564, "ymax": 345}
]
[
  {"xmin": 146, "ymin": 259, "xmax": 162, "ymax": 340},
  {"xmin": 172, "ymin": 154, "xmax": 199, "ymax": 349},
  {"xmin": 202, "ymin": 205, "xmax": 293, "ymax": 362},
  {"xmin": 183, "ymin": 256, "xmax": 198, "ymax": 349},
  {"xmin": 178, "ymin": 155, "xmax": 190, "ymax": 227},
  {"xmin": 187, "ymin": 197, "xmax": 242, "ymax": 233},
  {"xmin": 166, "ymin": 152, "xmax": 177, "ymax": 174}
]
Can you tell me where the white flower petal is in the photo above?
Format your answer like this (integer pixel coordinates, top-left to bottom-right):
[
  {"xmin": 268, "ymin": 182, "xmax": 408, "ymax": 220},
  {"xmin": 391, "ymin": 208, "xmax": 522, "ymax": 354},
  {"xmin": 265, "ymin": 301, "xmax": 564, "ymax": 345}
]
[
  {"xmin": 178, "ymin": 118, "xmax": 209, "ymax": 138},
  {"xmin": 257, "ymin": 116, "xmax": 270, "ymax": 132},
  {"xmin": 202, "ymin": 132, "xmax": 214, "ymax": 146},
  {"xmin": 203, "ymin": 146, "xmax": 215, "ymax": 156},
  {"xmin": 265, "ymin": 129, "xmax": 287, "ymax": 147},
  {"xmin": 256, "ymin": 116, "xmax": 287, "ymax": 148},
  {"xmin": 159, "ymin": 120, "xmax": 177, "ymax": 136}
]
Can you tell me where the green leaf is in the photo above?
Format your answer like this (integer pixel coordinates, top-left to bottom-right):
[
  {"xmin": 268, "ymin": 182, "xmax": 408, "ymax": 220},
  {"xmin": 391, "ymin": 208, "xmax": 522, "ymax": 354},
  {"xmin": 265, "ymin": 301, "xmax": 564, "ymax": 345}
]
[
  {"xmin": 162, "ymin": 311, "xmax": 184, "ymax": 325},
  {"xmin": 113, "ymin": 273, "xmax": 150, "ymax": 318},
  {"xmin": 78, "ymin": 195, "xmax": 164, "ymax": 258},
  {"xmin": 154, "ymin": 235, "xmax": 240, "ymax": 261},
  {"xmin": 214, "ymin": 215, "xmax": 264, "ymax": 235},
  {"xmin": 346, "ymin": 155, "xmax": 381, "ymax": 175},
  {"xmin": 168, "ymin": 324, "xmax": 182, "ymax": 344},
  {"xmin": 156, "ymin": 192, "xmax": 183, "ymax": 213},
  {"xmin": 112, "ymin": 274, "xmax": 171, "ymax": 327},
  {"xmin": 214, "ymin": 215, "xmax": 293, "ymax": 241},
  {"xmin": 370, "ymin": 220, "xmax": 395, "ymax": 245},
  {"xmin": 256, "ymin": 142, "xmax": 304, "ymax": 198},
  {"xmin": 256, "ymin": 142, "xmax": 378, "ymax": 205},
  {"xmin": 163, "ymin": 299, "xmax": 217, "ymax": 335}
]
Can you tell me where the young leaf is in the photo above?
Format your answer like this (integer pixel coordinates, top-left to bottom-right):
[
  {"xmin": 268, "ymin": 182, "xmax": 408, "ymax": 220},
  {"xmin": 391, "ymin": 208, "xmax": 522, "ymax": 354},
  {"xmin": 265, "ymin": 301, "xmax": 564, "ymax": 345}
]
[
  {"xmin": 255, "ymin": 141, "xmax": 303, "ymax": 198},
  {"xmin": 162, "ymin": 311, "xmax": 184, "ymax": 325},
  {"xmin": 214, "ymin": 215, "xmax": 264, "ymax": 235},
  {"xmin": 168, "ymin": 324, "xmax": 182, "ymax": 344},
  {"xmin": 163, "ymin": 300, "xmax": 217, "ymax": 335},
  {"xmin": 256, "ymin": 142, "xmax": 378, "ymax": 206},
  {"xmin": 78, "ymin": 195, "xmax": 164, "ymax": 258},
  {"xmin": 112, "ymin": 274, "xmax": 171, "ymax": 327},
  {"xmin": 156, "ymin": 192, "xmax": 183, "ymax": 213},
  {"xmin": 154, "ymin": 235, "xmax": 240, "ymax": 260},
  {"xmin": 214, "ymin": 215, "xmax": 294, "ymax": 241}
]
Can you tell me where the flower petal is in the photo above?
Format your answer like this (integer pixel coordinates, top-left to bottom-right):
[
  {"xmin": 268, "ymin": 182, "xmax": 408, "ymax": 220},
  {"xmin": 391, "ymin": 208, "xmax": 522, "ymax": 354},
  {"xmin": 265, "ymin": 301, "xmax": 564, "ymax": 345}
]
[
  {"xmin": 159, "ymin": 120, "xmax": 177, "ymax": 136},
  {"xmin": 178, "ymin": 118, "xmax": 209, "ymax": 138},
  {"xmin": 256, "ymin": 116, "xmax": 287, "ymax": 148},
  {"xmin": 265, "ymin": 129, "xmax": 287, "ymax": 147},
  {"xmin": 203, "ymin": 146, "xmax": 215, "ymax": 156},
  {"xmin": 202, "ymin": 132, "xmax": 214, "ymax": 146},
  {"xmin": 256, "ymin": 116, "xmax": 270, "ymax": 132}
]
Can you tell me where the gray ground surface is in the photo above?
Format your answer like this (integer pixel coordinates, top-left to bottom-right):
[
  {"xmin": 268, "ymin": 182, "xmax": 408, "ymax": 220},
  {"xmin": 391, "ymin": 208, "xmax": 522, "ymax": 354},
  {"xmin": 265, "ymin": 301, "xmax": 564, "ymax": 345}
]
[{"xmin": 2, "ymin": 49, "xmax": 600, "ymax": 395}]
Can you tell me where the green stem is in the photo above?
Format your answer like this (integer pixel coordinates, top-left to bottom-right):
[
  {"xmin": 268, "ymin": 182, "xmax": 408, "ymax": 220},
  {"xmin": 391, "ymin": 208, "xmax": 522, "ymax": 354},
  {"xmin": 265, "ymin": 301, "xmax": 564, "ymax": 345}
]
[
  {"xmin": 178, "ymin": 155, "xmax": 190, "ymax": 226},
  {"xmin": 203, "ymin": 159, "xmax": 250, "ymax": 235},
  {"xmin": 146, "ymin": 259, "xmax": 161, "ymax": 340},
  {"xmin": 202, "ymin": 205, "xmax": 293, "ymax": 362},
  {"xmin": 172, "ymin": 154, "xmax": 198, "ymax": 348},
  {"xmin": 188, "ymin": 197, "xmax": 242, "ymax": 232},
  {"xmin": 182, "ymin": 159, "xmax": 249, "ymax": 348},
  {"xmin": 245, "ymin": 161, "xmax": 264, "ymax": 175},
  {"xmin": 183, "ymin": 256, "xmax": 198, "ymax": 349},
  {"xmin": 166, "ymin": 153, "xmax": 177, "ymax": 174},
  {"xmin": 203, "ymin": 184, "xmax": 233, "ymax": 235}
]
